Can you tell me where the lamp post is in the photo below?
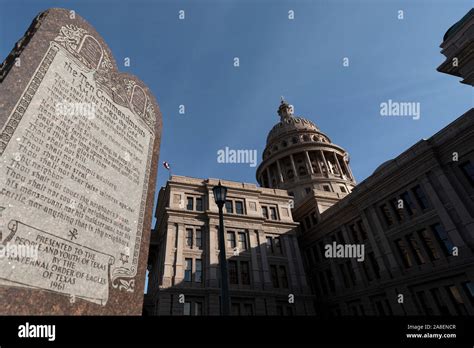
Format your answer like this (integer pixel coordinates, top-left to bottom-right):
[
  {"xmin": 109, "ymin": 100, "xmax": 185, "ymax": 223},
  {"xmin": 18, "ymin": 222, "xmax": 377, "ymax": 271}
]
[{"xmin": 212, "ymin": 181, "xmax": 230, "ymax": 316}]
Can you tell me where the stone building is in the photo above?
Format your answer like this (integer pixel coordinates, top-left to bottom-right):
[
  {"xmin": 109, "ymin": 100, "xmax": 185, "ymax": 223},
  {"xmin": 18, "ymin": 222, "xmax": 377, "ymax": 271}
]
[
  {"xmin": 145, "ymin": 9, "xmax": 474, "ymax": 317},
  {"xmin": 255, "ymin": 8, "xmax": 474, "ymax": 316},
  {"xmin": 146, "ymin": 176, "xmax": 314, "ymax": 315}
]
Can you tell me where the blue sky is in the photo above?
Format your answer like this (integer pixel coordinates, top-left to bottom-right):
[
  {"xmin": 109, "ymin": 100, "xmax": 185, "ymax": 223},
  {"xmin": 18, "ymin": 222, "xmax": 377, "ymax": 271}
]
[
  {"xmin": 1, "ymin": 0, "xmax": 473, "ymax": 217},
  {"xmin": 1, "ymin": 0, "xmax": 473, "ymax": 294}
]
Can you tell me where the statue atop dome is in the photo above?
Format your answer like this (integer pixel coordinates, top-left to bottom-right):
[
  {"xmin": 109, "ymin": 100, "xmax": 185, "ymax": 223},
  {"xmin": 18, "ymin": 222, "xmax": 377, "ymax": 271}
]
[{"xmin": 278, "ymin": 97, "xmax": 294, "ymax": 121}]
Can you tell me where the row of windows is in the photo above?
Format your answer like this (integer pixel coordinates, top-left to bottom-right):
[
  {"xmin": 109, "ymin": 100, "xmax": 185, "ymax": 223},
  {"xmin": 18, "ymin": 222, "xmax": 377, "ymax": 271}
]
[
  {"xmin": 394, "ymin": 223, "xmax": 454, "ymax": 269},
  {"xmin": 264, "ymin": 134, "xmax": 329, "ymax": 159},
  {"xmin": 183, "ymin": 195, "xmax": 286, "ymax": 221},
  {"xmin": 416, "ymin": 282, "xmax": 473, "ymax": 315},
  {"xmin": 379, "ymin": 184, "xmax": 430, "ymax": 228}
]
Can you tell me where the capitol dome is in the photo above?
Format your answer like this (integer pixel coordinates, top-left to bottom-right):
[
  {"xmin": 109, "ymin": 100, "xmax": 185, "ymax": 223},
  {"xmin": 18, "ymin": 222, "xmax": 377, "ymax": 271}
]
[{"xmin": 257, "ymin": 99, "xmax": 356, "ymax": 205}]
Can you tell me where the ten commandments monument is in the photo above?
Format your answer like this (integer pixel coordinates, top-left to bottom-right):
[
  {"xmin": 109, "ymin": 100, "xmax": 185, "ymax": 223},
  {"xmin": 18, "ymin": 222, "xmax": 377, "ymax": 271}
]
[{"xmin": 0, "ymin": 8, "xmax": 162, "ymax": 314}]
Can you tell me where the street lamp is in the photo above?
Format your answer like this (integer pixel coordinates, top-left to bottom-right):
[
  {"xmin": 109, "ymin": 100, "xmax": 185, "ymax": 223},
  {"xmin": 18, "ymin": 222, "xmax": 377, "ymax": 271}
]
[{"xmin": 212, "ymin": 181, "xmax": 231, "ymax": 316}]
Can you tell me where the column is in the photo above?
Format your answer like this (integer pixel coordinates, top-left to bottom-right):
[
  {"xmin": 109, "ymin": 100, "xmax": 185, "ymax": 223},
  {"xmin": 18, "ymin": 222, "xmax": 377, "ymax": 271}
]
[
  {"xmin": 360, "ymin": 210, "xmax": 390, "ymax": 280},
  {"xmin": 257, "ymin": 230, "xmax": 272, "ymax": 289},
  {"xmin": 249, "ymin": 230, "xmax": 262, "ymax": 289},
  {"xmin": 333, "ymin": 152, "xmax": 344, "ymax": 178},
  {"xmin": 340, "ymin": 225, "xmax": 365, "ymax": 287},
  {"xmin": 266, "ymin": 168, "xmax": 272, "ymax": 188},
  {"xmin": 311, "ymin": 151, "xmax": 323, "ymax": 174},
  {"xmin": 162, "ymin": 223, "xmax": 177, "ymax": 287},
  {"xmin": 304, "ymin": 151, "xmax": 314, "ymax": 175},
  {"xmin": 366, "ymin": 206, "xmax": 401, "ymax": 276},
  {"xmin": 291, "ymin": 235, "xmax": 310, "ymax": 293},
  {"xmin": 290, "ymin": 154, "xmax": 298, "ymax": 179},
  {"xmin": 207, "ymin": 223, "xmax": 219, "ymax": 287},
  {"xmin": 283, "ymin": 235, "xmax": 299, "ymax": 292},
  {"xmin": 421, "ymin": 175, "xmax": 466, "ymax": 248},
  {"xmin": 432, "ymin": 168, "xmax": 474, "ymax": 244},
  {"xmin": 275, "ymin": 159, "xmax": 284, "ymax": 183},
  {"xmin": 344, "ymin": 158, "xmax": 355, "ymax": 181},
  {"xmin": 320, "ymin": 150, "xmax": 329, "ymax": 177},
  {"xmin": 174, "ymin": 223, "xmax": 185, "ymax": 283}
]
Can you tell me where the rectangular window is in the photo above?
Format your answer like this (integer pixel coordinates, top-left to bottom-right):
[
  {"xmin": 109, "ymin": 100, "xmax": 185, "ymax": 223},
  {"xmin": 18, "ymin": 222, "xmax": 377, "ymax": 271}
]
[
  {"xmin": 380, "ymin": 204, "xmax": 394, "ymax": 226},
  {"xmin": 196, "ymin": 197, "xmax": 203, "ymax": 211},
  {"xmin": 446, "ymin": 285, "xmax": 468, "ymax": 315},
  {"xmin": 270, "ymin": 265, "xmax": 279, "ymax": 288},
  {"xmin": 401, "ymin": 192, "xmax": 416, "ymax": 216},
  {"xmin": 431, "ymin": 223, "xmax": 454, "ymax": 256},
  {"xmin": 395, "ymin": 239, "xmax": 413, "ymax": 268},
  {"xmin": 229, "ymin": 261, "xmax": 238, "ymax": 284},
  {"xmin": 183, "ymin": 302, "xmax": 191, "ymax": 316},
  {"xmin": 227, "ymin": 231, "xmax": 236, "ymax": 248},
  {"xmin": 311, "ymin": 212, "xmax": 318, "ymax": 225},
  {"xmin": 238, "ymin": 232, "xmax": 247, "ymax": 251},
  {"xmin": 195, "ymin": 259, "xmax": 202, "ymax": 283},
  {"xmin": 462, "ymin": 282, "xmax": 474, "ymax": 305},
  {"xmin": 225, "ymin": 200, "xmax": 233, "ymax": 213},
  {"xmin": 339, "ymin": 263, "xmax": 350, "ymax": 288},
  {"xmin": 186, "ymin": 197, "xmax": 194, "ymax": 211},
  {"xmin": 460, "ymin": 161, "xmax": 474, "ymax": 187},
  {"xmin": 326, "ymin": 269, "xmax": 335, "ymax": 293},
  {"xmin": 357, "ymin": 221, "xmax": 368, "ymax": 240},
  {"xmin": 241, "ymin": 261, "xmax": 250, "ymax": 285},
  {"xmin": 243, "ymin": 303, "xmax": 253, "ymax": 316},
  {"xmin": 231, "ymin": 303, "xmax": 240, "ymax": 316},
  {"xmin": 270, "ymin": 207, "xmax": 277, "ymax": 220},
  {"xmin": 368, "ymin": 252, "xmax": 380, "ymax": 279},
  {"xmin": 362, "ymin": 261, "xmax": 373, "ymax": 282},
  {"xmin": 390, "ymin": 198, "xmax": 404, "ymax": 221},
  {"xmin": 196, "ymin": 229, "xmax": 202, "ymax": 249},
  {"xmin": 185, "ymin": 228, "xmax": 193, "ymax": 248},
  {"xmin": 346, "ymin": 261, "xmax": 356, "ymax": 286},
  {"xmin": 194, "ymin": 302, "xmax": 203, "ymax": 316},
  {"xmin": 412, "ymin": 185, "xmax": 429, "ymax": 210},
  {"xmin": 417, "ymin": 229, "xmax": 440, "ymax": 261},
  {"xmin": 430, "ymin": 288, "xmax": 450, "ymax": 315},
  {"xmin": 350, "ymin": 225, "xmax": 359, "ymax": 243},
  {"xmin": 276, "ymin": 305, "xmax": 284, "ymax": 316},
  {"xmin": 406, "ymin": 233, "xmax": 425, "ymax": 265},
  {"xmin": 262, "ymin": 206, "xmax": 268, "ymax": 219},
  {"xmin": 266, "ymin": 236, "xmax": 273, "ymax": 253},
  {"xmin": 416, "ymin": 291, "xmax": 434, "ymax": 315},
  {"xmin": 184, "ymin": 258, "xmax": 192, "ymax": 282},
  {"xmin": 275, "ymin": 237, "xmax": 282, "ymax": 254},
  {"xmin": 279, "ymin": 266, "xmax": 288, "ymax": 288},
  {"xmin": 323, "ymin": 185, "xmax": 331, "ymax": 192},
  {"xmin": 235, "ymin": 201, "xmax": 244, "ymax": 215},
  {"xmin": 340, "ymin": 186, "xmax": 347, "ymax": 193}
]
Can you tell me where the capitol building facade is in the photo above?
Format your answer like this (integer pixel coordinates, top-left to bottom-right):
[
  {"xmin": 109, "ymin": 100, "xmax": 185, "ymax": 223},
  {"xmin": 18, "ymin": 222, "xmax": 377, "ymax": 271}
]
[{"xmin": 145, "ymin": 9, "xmax": 474, "ymax": 316}]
